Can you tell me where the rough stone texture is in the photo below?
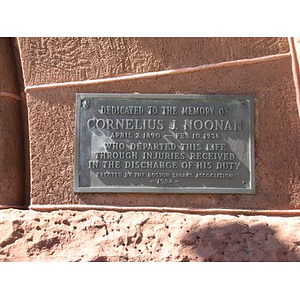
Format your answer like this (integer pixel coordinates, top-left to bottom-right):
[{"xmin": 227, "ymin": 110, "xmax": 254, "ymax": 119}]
[
  {"xmin": 0, "ymin": 38, "xmax": 25, "ymax": 206},
  {"xmin": 0, "ymin": 209, "xmax": 300, "ymax": 262},
  {"xmin": 25, "ymin": 56, "xmax": 300, "ymax": 210},
  {"xmin": 18, "ymin": 37, "xmax": 289, "ymax": 86}
]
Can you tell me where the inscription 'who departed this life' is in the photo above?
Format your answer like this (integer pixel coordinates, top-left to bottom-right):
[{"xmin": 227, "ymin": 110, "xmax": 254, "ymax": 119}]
[{"xmin": 74, "ymin": 94, "xmax": 255, "ymax": 194}]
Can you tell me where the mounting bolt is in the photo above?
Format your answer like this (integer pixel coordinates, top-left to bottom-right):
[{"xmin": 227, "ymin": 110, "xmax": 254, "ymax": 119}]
[
  {"xmin": 242, "ymin": 181, "xmax": 247, "ymax": 185},
  {"xmin": 82, "ymin": 100, "xmax": 90, "ymax": 109}
]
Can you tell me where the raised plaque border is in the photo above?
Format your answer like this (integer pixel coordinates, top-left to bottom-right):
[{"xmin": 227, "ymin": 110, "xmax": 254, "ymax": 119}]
[{"xmin": 74, "ymin": 93, "xmax": 255, "ymax": 194}]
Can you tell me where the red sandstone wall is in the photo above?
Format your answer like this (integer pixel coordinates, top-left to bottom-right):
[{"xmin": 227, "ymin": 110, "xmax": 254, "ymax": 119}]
[
  {"xmin": 16, "ymin": 38, "xmax": 300, "ymax": 213},
  {"xmin": 1, "ymin": 38, "xmax": 300, "ymax": 262}
]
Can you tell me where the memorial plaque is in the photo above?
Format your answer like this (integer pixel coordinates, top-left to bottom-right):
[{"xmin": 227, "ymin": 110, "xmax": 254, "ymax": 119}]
[{"xmin": 74, "ymin": 94, "xmax": 255, "ymax": 194}]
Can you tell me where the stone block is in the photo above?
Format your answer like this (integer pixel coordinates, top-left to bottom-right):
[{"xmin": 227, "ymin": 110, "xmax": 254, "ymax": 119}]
[
  {"xmin": 0, "ymin": 97, "xmax": 24, "ymax": 206},
  {"xmin": 24, "ymin": 53, "xmax": 300, "ymax": 212},
  {"xmin": 0, "ymin": 209, "xmax": 300, "ymax": 261},
  {"xmin": 0, "ymin": 38, "xmax": 25, "ymax": 207},
  {"xmin": 0, "ymin": 38, "xmax": 20, "ymax": 94},
  {"xmin": 18, "ymin": 37, "xmax": 289, "ymax": 86}
]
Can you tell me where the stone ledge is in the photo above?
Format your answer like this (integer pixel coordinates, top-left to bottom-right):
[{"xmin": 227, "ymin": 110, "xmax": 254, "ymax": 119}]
[
  {"xmin": 1, "ymin": 209, "xmax": 300, "ymax": 262},
  {"xmin": 29, "ymin": 204, "xmax": 300, "ymax": 217}
]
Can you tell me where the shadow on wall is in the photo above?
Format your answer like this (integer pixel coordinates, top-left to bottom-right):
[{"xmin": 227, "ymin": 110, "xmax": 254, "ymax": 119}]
[{"xmin": 179, "ymin": 221, "xmax": 300, "ymax": 262}]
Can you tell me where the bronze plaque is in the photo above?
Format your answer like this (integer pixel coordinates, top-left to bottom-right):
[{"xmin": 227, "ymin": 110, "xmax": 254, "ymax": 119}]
[{"xmin": 74, "ymin": 94, "xmax": 255, "ymax": 193}]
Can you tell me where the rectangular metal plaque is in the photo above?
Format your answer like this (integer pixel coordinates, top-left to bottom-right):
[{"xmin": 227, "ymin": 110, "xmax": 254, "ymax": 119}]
[{"xmin": 74, "ymin": 93, "xmax": 255, "ymax": 193}]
